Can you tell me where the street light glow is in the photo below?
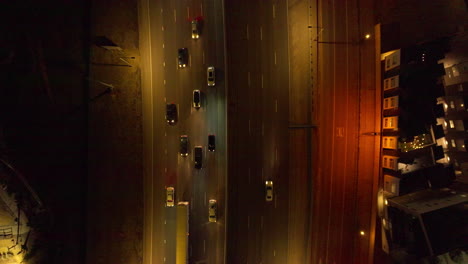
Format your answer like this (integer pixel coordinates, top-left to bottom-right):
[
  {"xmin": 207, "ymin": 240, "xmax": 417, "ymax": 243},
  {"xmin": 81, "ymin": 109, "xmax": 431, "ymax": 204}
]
[
  {"xmin": 365, "ymin": 34, "xmax": 371, "ymax": 39},
  {"xmin": 360, "ymin": 231, "xmax": 365, "ymax": 236}
]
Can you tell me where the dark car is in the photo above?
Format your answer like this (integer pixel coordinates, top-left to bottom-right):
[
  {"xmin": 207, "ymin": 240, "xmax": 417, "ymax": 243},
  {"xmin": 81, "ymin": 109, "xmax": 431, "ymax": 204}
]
[
  {"xmin": 194, "ymin": 146, "xmax": 203, "ymax": 169},
  {"xmin": 178, "ymin": 48, "xmax": 188, "ymax": 68},
  {"xmin": 180, "ymin": 135, "xmax": 188, "ymax": 156},
  {"xmin": 208, "ymin": 134, "xmax": 215, "ymax": 151},
  {"xmin": 193, "ymin": 90, "xmax": 201, "ymax": 109},
  {"xmin": 166, "ymin": 103, "xmax": 177, "ymax": 125}
]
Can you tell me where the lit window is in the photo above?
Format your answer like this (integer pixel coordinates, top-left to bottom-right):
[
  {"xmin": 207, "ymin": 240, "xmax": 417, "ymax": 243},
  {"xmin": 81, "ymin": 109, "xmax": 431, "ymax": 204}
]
[
  {"xmin": 449, "ymin": 120, "xmax": 455, "ymax": 128},
  {"xmin": 450, "ymin": 101, "xmax": 455, "ymax": 109},
  {"xmin": 444, "ymin": 121, "xmax": 448, "ymax": 127},
  {"xmin": 451, "ymin": 139, "xmax": 456, "ymax": 148},
  {"xmin": 453, "ymin": 67, "xmax": 459, "ymax": 77},
  {"xmin": 444, "ymin": 103, "xmax": 448, "ymax": 109}
]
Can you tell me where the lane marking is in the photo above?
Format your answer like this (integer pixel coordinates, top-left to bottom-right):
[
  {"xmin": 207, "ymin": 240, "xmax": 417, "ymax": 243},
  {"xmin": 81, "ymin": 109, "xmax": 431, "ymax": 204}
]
[
  {"xmin": 165, "ymin": 167, "xmax": 167, "ymax": 173},
  {"xmin": 336, "ymin": 127, "xmax": 344, "ymax": 137},
  {"xmin": 174, "ymin": 9, "xmax": 176, "ymax": 22},
  {"xmin": 164, "ymin": 239, "xmax": 166, "ymax": 244},
  {"xmin": 203, "ymin": 239, "xmax": 206, "ymax": 253},
  {"xmin": 261, "ymin": 74, "xmax": 264, "ymax": 89},
  {"xmin": 163, "ymin": 61, "xmax": 165, "ymax": 67},
  {"xmin": 162, "ymin": 25, "xmax": 164, "ymax": 31},
  {"xmin": 274, "ymin": 51, "xmax": 277, "ymax": 65},
  {"xmin": 164, "ymin": 97, "xmax": 166, "ymax": 102},
  {"xmin": 164, "ymin": 220, "xmax": 166, "ymax": 225},
  {"xmin": 163, "ymin": 256, "xmax": 166, "ymax": 262},
  {"xmin": 164, "ymin": 80, "xmax": 166, "ymax": 85},
  {"xmin": 161, "ymin": 8, "xmax": 163, "ymax": 14},
  {"xmin": 189, "ymin": 54, "xmax": 192, "ymax": 67},
  {"xmin": 274, "ymin": 250, "xmax": 276, "ymax": 257},
  {"xmin": 162, "ymin": 43, "xmax": 165, "ymax": 49},
  {"xmin": 273, "ymin": 4, "xmax": 276, "ymax": 18}
]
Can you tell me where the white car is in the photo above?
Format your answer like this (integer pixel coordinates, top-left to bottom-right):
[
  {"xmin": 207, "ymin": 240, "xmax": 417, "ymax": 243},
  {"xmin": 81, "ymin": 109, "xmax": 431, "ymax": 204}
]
[
  {"xmin": 191, "ymin": 20, "xmax": 199, "ymax": 39},
  {"xmin": 166, "ymin": 187, "xmax": 175, "ymax": 207},
  {"xmin": 208, "ymin": 199, "xmax": 217, "ymax": 222},
  {"xmin": 207, "ymin": 66, "xmax": 215, "ymax": 86},
  {"xmin": 265, "ymin": 181, "xmax": 273, "ymax": 202}
]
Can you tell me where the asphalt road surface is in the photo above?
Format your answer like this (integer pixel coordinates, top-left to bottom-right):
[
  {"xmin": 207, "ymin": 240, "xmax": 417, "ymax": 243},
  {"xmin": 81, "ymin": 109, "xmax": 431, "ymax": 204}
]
[
  {"xmin": 310, "ymin": 0, "xmax": 379, "ymax": 263},
  {"xmin": 225, "ymin": 0, "xmax": 290, "ymax": 263},
  {"xmin": 141, "ymin": 0, "xmax": 379, "ymax": 263},
  {"xmin": 143, "ymin": 0, "xmax": 227, "ymax": 263}
]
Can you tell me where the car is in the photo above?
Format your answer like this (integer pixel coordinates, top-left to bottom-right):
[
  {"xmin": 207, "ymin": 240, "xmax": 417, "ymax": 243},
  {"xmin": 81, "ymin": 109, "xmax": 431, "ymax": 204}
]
[
  {"xmin": 166, "ymin": 103, "xmax": 177, "ymax": 125},
  {"xmin": 208, "ymin": 199, "xmax": 217, "ymax": 222},
  {"xmin": 166, "ymin": 187, "xmax": 175, "ymax": 207},
  {"xmin": 208, "ymin": 134, "xmax": 215, "ymax": 151},
  {"xmin": 265, "ymin": 181, "xmax": 273, "ymax": 202},
  {"xmin": 191, "ymin": 20, "xmax": 200, "ymax": 39},
  {"xmin": 180, "ymin": 135, "xmax": 188, "ymax": 156},
  {"xmin": 178, "ymin": 48, "xmax": 188, "ymax": 68},
  {"xmin": 194, "ymin": 146, "xmax": 203, "ymax": 169},
  {"xmin": 207, "ymin": 66, "xmax": 215, "ymax": 86},
  {"xmin": 193, "ymin": 90, "xmax": 201, "ymax": 109}
]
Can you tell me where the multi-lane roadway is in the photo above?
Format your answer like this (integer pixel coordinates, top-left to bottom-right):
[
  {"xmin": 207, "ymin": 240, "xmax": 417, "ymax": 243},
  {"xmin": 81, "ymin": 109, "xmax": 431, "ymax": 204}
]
[
  {"xmin": 140, "ymin": 0, "xmax": 380, "ymax": 263},
  {"xmin": 225, "ymin": 0, "xmax": 290, "ymax": 263},
  {"xmin": 142, "ymin": 0, "xmax": 227, "ymax": 263}
]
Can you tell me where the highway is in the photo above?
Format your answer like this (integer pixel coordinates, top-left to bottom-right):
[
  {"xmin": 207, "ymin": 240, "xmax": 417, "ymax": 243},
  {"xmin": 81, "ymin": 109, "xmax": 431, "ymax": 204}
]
[
  {"xmin": 140, "ymin": 0, "xmax": 380, "ymax": 263},
  {"xmin": 310, "ymin": 0, "xmax": 379, "ymax": 264},
  {"xmin": 142, "ymin": 0, "xmax": 227, "ymax": 263},
  {"xmin": 225, "ymin": 0, "xmax": 290, "ymax": 263}
]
